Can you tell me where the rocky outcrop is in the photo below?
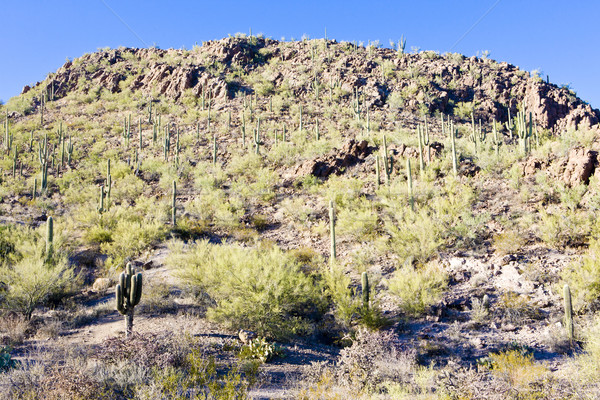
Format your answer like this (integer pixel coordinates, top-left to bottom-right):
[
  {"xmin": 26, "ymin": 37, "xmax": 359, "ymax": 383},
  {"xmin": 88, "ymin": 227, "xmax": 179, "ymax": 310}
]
[
  {"xmin": 30, "ymin": 37, "xmax": 598, "ymax": 132},
  {"xmin": 294, "ymin": 140, "xmax": 372, "ymax": 178},
  {"xmin": 558, "ymin": 147, "xmax": 598, "ymax": 185},
  {"xmin": 522, "ymin": 147, "xmax": 598, "ymax": 186}
]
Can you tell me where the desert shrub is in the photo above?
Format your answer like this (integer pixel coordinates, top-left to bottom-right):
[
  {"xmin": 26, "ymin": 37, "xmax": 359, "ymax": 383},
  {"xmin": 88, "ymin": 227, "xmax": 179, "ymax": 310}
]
[
  {"xmin": 0, "ymin": 314, "xmax": 29, "ymax": 346},
  {"xmin": 562, "ymin": 221, "xmax": 600, "ymax": 311},
  {"xmin": 336, "ymin": 198, "xmax": 379, "ymax": 242},
  {"xmin": 0, "ymin": 224, "xmax": 73, "ymax": 320},
  {"xmin": 168, "ymin": 240, "xmax": 326, "ymax": 339},
  {"xmin": 94, "ymin": 333, "xmax": 185, "ymax": 369},
  {"xmin": 322, "ymin": 264, "xmax": 360, "ymax": 328},
  {"xmin": 0, "ymin": 255, "xmax": 73, "ymax": 320},
  {"xmin": 140, "ymin": 349, "xmax": 252, "ymax": 400},
  {"xmin": 492, "ymin": 228, "xmax": 526, "ymax": 256},
  {"xmin": 497, "ymin": 291, "xmax": 542, "ymax": 324},
  {"xmin": 575, "ymin": 316, "xmax": 600, "ymax": 382},
  {"xmin": 484, "ymin": 349, "xmax": 547, "ymax": 392},
  {"xmin": 537, "ymin": 208, "xmax": 592, "ymax": 249},
  {"xmin": 337, "ymin": 329, "xmax": 417, "ymax": 392},
  {"xmin": 383, "ymin": 179, "xmax": 483, "ymax": 262},
  {"xmin": 387, "ymin": 261, "xmax": 448, "ymax": 316}
]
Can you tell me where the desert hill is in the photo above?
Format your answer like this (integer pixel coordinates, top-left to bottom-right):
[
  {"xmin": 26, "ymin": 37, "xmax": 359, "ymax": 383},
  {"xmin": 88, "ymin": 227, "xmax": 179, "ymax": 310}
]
[{"xmin": 1, "ymin": 36, "xmax": 600, "ymax": 399}]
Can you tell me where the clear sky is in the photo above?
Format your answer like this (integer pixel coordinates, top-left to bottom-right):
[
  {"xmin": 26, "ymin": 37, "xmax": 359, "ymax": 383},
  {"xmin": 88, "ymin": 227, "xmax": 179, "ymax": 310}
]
[{"xmin": 1, "ymin": 1, "xmax": 598, "ymax": 108}]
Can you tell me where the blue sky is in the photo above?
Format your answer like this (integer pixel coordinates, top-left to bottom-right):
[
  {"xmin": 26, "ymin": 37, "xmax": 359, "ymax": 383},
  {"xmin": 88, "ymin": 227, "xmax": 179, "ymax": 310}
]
[{"xmin": 2, "ymin": 1, "xmax": 598, "ymax": 108}]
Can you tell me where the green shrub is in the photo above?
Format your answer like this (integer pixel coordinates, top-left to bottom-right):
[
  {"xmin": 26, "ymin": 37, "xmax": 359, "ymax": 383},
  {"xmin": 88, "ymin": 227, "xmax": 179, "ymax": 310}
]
[
  {"xmin": 1, "ymin": 255, "xmax": 73, "ymax": 320},
  {"xmin": 562, "ymin": 222, "xmax": 600, "ymax": 311},
  {"xmin": 387, "ymin": 261, "xmax": 447, "ymax": 316},
  {"xmin": 168, "ymin": 240, "xmax": 326, "ymax": 339}
]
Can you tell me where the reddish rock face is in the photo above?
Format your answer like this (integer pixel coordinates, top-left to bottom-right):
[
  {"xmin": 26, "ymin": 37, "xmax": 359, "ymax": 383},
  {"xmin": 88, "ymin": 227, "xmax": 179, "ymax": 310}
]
[
  {"xmin": 561, "ymin": 147, "xmax": 597, "ymax": 185},
  {"xmin": 295, "ymin": 140, "xmax": 371, "ymax": 179}
]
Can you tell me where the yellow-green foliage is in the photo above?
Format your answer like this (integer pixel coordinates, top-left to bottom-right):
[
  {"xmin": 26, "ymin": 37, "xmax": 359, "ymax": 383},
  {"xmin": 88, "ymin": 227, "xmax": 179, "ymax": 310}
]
[
  {"xmin": 576, "ymin": 316, "xmax": 600, "ymax": 382},
  {"xmin": 168, "ymin": 240, "xmax": 326, "ymax": 339},
  {"xmin": 487, "ymin": 350, "xmax": 547, "ymax": 391},
  {"xmin": 562, "ymin": 221, "xmax": 600, "ymax": 311},
  {"xmin": 383, "ymin": 179, "xmax": 483, "ymax": 262},
  {"xmin": 0, "ymin": 224, "xmax": 73, "ymax": 319},
  {"xmin": 387, "ymin": 261, "xmax": 448, "ymax": 316}
]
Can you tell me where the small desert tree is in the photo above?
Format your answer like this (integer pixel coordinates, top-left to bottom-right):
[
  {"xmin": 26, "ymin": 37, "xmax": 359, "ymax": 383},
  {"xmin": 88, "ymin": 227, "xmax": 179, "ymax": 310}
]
[{"xmin": 1, "ymin": 255, "xmax": 73, "ymax": 320}]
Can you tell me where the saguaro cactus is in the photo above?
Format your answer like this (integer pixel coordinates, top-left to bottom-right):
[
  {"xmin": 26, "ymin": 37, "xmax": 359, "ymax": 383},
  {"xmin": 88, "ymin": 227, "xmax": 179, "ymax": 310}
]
[
  {"xmin": 172, "ymin": 180, "xmax": 177, "ymax": 226},
  {"xmin": 564, "ymin": 284, "xmax": 574, "ymax": 344},
  {"xmin": 116, "ymin": 263, "xmax": 143, "ymax": 337},
  {"xmin": 382, "ymin": 135, "xmax": 394, "ymax": 186},
  {"xmin": 362, "ymin": 272, "xmax": 370, "ymax": 310},
  {"xmin": 46, "ymin": 216, "xmax": 54, "ymax": 261},
  {"xmin": 407, "ymin": 158, "xmax": 414, "ymax": 211},
  {"xmin": 329, "ymin": 200, "xmax": 336, "ymax": 263}
]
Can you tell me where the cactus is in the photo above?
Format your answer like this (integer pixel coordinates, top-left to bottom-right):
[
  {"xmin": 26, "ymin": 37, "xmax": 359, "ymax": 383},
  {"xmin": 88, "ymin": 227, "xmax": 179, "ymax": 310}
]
[
  {"xmin": 139, "ymin": 118, "xmax": 143, "ymax": 149},
  {"xmin": 375, "ymin": 155, "xmax": 381, "ymax": 189},
  {"xmin": 40, "ymin": 92, "xmax": 45, "ymax": 126},
  {"xmin": 315, "ymin": 118, "xmax": 320, "ymax": 140},
  {"xmin": 115, "ymin": 263, "xmax": 143, "ymax": 337},
  {"xmin": 33, "ymin": 178, "xmax": 37, "ymax": 200},
  {"xmin": 564, "ymin": 284, "xmax": 574, "ymax": 344},
  {"xmin": 98, "ymin": 185, "xmax": 106, "ymax": 214},
  {"xmin": 423, "ymin": 117, "xmax": 430, "ymax": 163},
  {"xmin": 299, "ymin": 105, "xmax": 303, "ymax": 132},
  {"xmin": 407, "ymin": 158, "xmax": 414, "ymax": 211},
  {"xmin": 417, "ymin": 125, "xmax": 424, "ymax": 173},
  {"xmin": 105, "ymin": 159, "xmax": 112, "ymax": 210},
  {"xmin": 46, "ymin": 216, "xmax": 53, "ymax": 261},
  {"xmin": 451, "ymin": 127, "xmax": 458, "ymax": 176},
  {"xmin": 398, "ymin": 34, "xmax": 406, "ymax": 56},
  {"xmin": 382, "ymin": 135, "xmax": 394, "ymax": 186},
  {"xmin": 482, "ymin": 294, "xmax": 490, "ymax": 309},
  {"xmin": 361, "ymin": 272, "xmax": 370, "ymax": 310},
  {"xmin": 172, "ymin": 180, "xmax": 177, "ymax": 226},
  {"xmin": 212, "ymin": 134, "xmax": 217, "ymax": 164},
  {"xmin": 505, "ymin": 108, "xmax": 514, "ymax": 140},
  {"xmin": 254, "ymin": 118, "xmax": 261, "ymax": 155},
  {"xmin": 492, "ymin": 119, "xmax": 501, "ymax": 156},
  {"xmin": 329, "ymin": 200, "xmax": 336, "ymax": 263},
  {"xmin": 353, "ymin": 88, "xmax": 361, "ymax": 121}
]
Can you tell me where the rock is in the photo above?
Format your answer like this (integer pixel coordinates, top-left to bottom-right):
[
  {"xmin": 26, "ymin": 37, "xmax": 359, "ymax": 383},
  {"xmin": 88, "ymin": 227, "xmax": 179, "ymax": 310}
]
[
  {"xmin": 294, "ymin": 139, "xmax": 372, "ymax": 179},
  {"xmin": 561, "ymin": 147, "xmax": 597, "ymax": 185},
  {"xmin": 501, "ymin": 323, "xmax": 517, "ymax": 332},
  {"xmin": 21, "ymin": 85, "xmax": 31, "ymax": 94},
  {"xmin": 459, "ymin": 159, "xmax": 480, "ymax": 177},
  {"xmin": 92, "ymin": 278, "xmax": 111, "ymax": 292},
  {"xmin": 522, "ymin": 158, "xmax": 547, "ymax": 177},
  {"xmin": 238, "ymin": 329, "xmax": 257, "ymax": 344}
]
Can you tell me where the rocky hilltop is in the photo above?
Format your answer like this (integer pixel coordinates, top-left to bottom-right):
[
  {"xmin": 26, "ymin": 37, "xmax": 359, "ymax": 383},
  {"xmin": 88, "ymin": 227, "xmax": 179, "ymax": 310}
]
[{"xmin": 26, "ymin": 36, "xmax": 599, "ymax": 132}]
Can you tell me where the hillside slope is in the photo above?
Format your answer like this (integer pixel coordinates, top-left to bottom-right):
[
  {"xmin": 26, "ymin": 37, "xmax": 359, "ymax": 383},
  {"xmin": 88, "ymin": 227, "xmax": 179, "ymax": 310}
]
[{"xmin": 1, "ymin": 36, "xmax": 600, "ymax": 399}]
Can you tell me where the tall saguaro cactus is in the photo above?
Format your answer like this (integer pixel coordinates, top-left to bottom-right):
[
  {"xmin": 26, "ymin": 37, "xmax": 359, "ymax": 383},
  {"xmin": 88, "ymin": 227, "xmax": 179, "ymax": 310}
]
[
  {"xmin": 564, "ymin": 284, "xmax": 574, "ymax": 344},
  {"xmin": 329, "ymin": 200, "xmax": 336, "ymax": 264},
  {"xmin": 116, "ymin": 263, "xmax": 143, "ymax": 337},
  {"xmin": 172, "ymin": 180, "xmax": 177, "ymax": 226},
  {"xmin": 46, "ymin": 216, "xmax": 54, "ymax": 261},
  {"xmin": 361, "ymin": 272, "xmax": 370, "ymax": 310}
]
